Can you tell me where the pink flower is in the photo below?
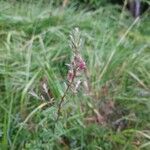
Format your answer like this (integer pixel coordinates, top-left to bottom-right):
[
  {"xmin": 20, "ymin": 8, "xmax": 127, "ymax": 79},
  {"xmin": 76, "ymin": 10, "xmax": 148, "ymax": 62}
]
[
  {"xmin": 78, "ymin": 60, "xmax": 86, "ymax": 70},
  {"xmin": 67, "ymin": 70, "xmax": 74, "ymax": 82},
  {"xmin": 74, "ymin": 55, "xmax": 86, "ymax": 70}
]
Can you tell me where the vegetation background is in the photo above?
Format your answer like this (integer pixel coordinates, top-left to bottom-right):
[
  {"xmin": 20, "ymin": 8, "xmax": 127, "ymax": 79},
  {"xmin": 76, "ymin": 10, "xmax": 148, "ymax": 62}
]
[{"xmin": 0, "ymin": 0, "xmax": 150, "ymax": 149}]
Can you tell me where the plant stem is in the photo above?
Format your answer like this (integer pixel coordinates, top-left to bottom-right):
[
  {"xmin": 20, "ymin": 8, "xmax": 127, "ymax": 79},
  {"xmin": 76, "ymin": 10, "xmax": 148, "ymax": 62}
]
[{"xmin": 55, "ymin": 69, "xmax": 76, "ymax": 122}]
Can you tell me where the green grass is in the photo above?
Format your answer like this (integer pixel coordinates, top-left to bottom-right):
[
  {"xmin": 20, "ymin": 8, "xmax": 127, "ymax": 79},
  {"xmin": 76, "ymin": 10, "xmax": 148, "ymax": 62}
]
[{"xmin": 0, "ymin": 1, "xmax": 150, "ymax": 150}]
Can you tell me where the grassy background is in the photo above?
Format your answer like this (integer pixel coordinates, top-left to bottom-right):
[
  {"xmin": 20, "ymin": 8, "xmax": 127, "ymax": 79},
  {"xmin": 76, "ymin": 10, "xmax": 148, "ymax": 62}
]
[{"xmin": 0, "ymin": 0, "xmax": 150, "ymax": 149}]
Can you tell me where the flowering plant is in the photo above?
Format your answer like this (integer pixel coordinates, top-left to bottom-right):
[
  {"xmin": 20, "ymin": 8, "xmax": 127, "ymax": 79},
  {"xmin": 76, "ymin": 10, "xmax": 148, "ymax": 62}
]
[{"xmin": 56, "ymin": 28, "xmax": 89, "ymax": 121}]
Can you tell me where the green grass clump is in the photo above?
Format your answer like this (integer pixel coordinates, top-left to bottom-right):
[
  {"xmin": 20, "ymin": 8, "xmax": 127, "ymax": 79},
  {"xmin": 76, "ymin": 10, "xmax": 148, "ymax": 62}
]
[{"xmin": 0, "ymin": 1, "xmax": 150, "ymax": 150}]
